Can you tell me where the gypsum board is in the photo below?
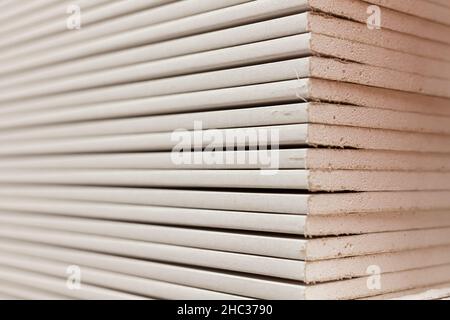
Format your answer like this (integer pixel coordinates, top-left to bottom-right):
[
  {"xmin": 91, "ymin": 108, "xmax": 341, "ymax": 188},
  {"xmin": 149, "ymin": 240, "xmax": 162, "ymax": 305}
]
[
  {"xmin": 0, "ymin": 34, "xmax": 313, "ymax": 102},
  {"xmin": 0, "ymin": 0, "xmax": 115, "ymax": 38},
  {"xmin": 303, "ymin": 149, "xmax": 450, "ymax": 172},
  {"xmin": 1, "ymin": 149, "xmax": 450, "ymax": 172},
  {"xmin": 18, "ymin": 219, "xmax": 450, "ymax": 261},
  {"xmin": 0, "ymin": 265, "xmax": 145, "ymax": 300},
  {"xmin": 2, "ymin": 103, "xmax": 450, "ymax": 141},
  {"xmin": 0, "ymin": 1, "xmax": 16, "ymax": 13},
  {"xmin": 1, "ymin": 169, "xmax": 450, "ymax": 192},
  {"xmin": 426, "ymin": 0, "xmax": 450, "ymax": 9},
  {"xmin": 1, "ymin": 58, "xmax": 449, "ymax": 118},
  {"xmin": 0, "ymin": 197, "xmax": 309, "ymax": 235},
  {"xmin": 0, "ymin": 225, "xmax": 309, "ymax": 281},
  {"xmin": 368, "ymin": 286, "xmax": 450, "ymax": 301},
  {"xmin": 0, "ymin": 123, "xmax": 309, "ymax": 155},
  {"xmin": 365, "ymin": 0, "xmax": 450, "ymax": 26},
  {"xmin": 303, "ymin": 246, "xmax": 450, "ymax": 284},
  {"xmin": 0, "ymin": 185, "xmax": 449, "ymax": 215},
  {"xmin": 0, "ymin": 0, "xmax": 19, "ymax": 6},
  {"xmin": 2, "ymin": 248, "xmax": 450, "ymax": 300},
  {"xmin": 0, "ymin": 59, "xmax": 311, "ymax": 115},
  {"xmin": 1, "ymin": 226, "xmax": 449, "ymax": 288},
  {"xmin": 0, "ymin": 0, "xmax": 174, "ymax": 49},
  {"xmin": 308, "ymin": 78, "xmax": 450, "ymax": 117},
  {"xmin": 0, "ymin": 251, "xmax": 291, "ymax": 300},
  {"xmin": 0, "ymin": 149, "xmax": 310, "ymax": 170},
  {"xmin": 0, "ymin": 0, "xmax": 118, "ymax": 39},
  {"xmin": 4, "ymin": 33, "xmax": 450, "ymax": 103},
  {"xmin": 0, "ymin": 0, "xmax": 252, "ymax": 63},
  {"xmin": 305, "ymin": 227, "xmax": 450, "ymax": 261},
  {"xmin": 0, "ymin": 252, "xmax": 247, "ymax": 300},
  {"xmin": 2, "ymin": 60, "xmax": 322, "ymax": 114},
  {"xmin": 0, "ymin": 196, "xmax": 449, "ymax": 236},
  {"xmin": 0, "ymin": 0, "xmax": 308, "ymax": 74},
  {"xmin": 2, "ymin": 0, "xmax": 449, "ymax": 71},
  {"xmin": 0, "ymin": 0, "xmax": 23, "ymax": 12},
  {"xmin": 0, "ymin": 252, "xmax": 248, "ymax": 300},
  {"xmin": 0, "ymin": 80, "xmax": 308, "ymax": 125},
  {"xmin": 2, "ymin": 240, "xmax": 450, "ymax": 294},
  {"xmin": 4, "ymin": 9, "xmax": 450, "ymax": 91},
  {"xmin": 309, "ymin": 57, "xmax": 450, "ymax": 99},
  {"xmin": 306, "ymin": 12, "xmax": 450, "ymax": 63},
  {"xmin": 386, "ymin": 286, "xmax": 450, "ymax": 300},
  {"xmin": 404, "ymin": 296, "xmax": 450, "ymax": 301},
  {"xmin": 2, "ymin": 226, "xmax": 450, "ymax": 288},
  {"xmin": 414, "ymin": 296, "xmax": 450, "ymax": 300},
  {"xmin": 0, "ymin": 0, "xmax": 59, "ymax": 24},
  {"xmin": 0, "ymin": 280, "xmax": 71, "ymax": 300},
  {"xmin": 8, "ymin": 29, "xmax": 450, "ymax": 104},
  {"xmin": 0, "ymin": 13, "xmax": 311, "ymax": 90},
  {"xmin": 2, "ymin": 124, "xmax": 450, "ymax": 156},
  {"xmin": 309, "ymin": 33, "xmax": 450, "ymax": 80},
  {"xmin": 309, "ymin": 0, "xmax": 450, "ymax": 45},
  {"xmin": 300, "ymin": 124, "xmax": 450, "ymax": 154},
  {"xmin": 1, "ymin": 213, "xmax": 450, "ymax": 261},
  {"xmin": 305, "ymin": 264, "xmax": 450, "ymax": 300},
  {"xmin": 0, "ymin": 211, "xmax": 309, "ymax": 260},
  {"xmin": 364, "ymin": 282, "xmax": 450, "ymax": 300},
  {"xmin": 1, "ymin": 80, "xmax": 450, "ymax": 127},
  {"xmin": 0, "ymin": 0, "xmax": 251, "ymax": 63},
  {"xmin": 0, "ymin": 240, "xmax": 309, "ymax": 300},
  {"xmin": 305, "ymin": 211, "xmax": 450, "ymax": 236},
  {"xmin": 2, "ymin": 243, "xmax": 450, "ymax": 300}
]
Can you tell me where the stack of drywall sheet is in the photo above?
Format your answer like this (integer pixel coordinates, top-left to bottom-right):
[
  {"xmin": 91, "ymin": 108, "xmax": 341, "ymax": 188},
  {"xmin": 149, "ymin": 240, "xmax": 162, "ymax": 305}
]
[{"xmin": 0, "ymin": 0, "xmax": 449, "ymax": 300}]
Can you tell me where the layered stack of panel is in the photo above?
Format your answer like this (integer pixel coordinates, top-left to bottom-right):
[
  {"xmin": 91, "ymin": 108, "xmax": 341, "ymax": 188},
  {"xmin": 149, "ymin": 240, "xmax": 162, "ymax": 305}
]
[{"xmin": 0, "ymin": 0, "xmax": 449, "ymax": 300}]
